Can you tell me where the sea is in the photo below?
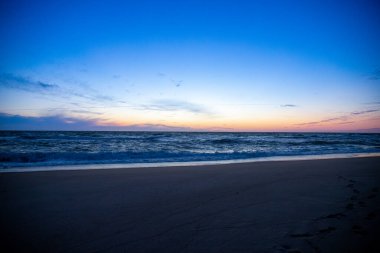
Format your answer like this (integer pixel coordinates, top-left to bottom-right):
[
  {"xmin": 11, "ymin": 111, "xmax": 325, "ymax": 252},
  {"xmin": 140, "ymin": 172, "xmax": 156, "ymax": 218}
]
[{"xmin": 1, "ymin": 131, "xmax": 380, "ymax": 171}]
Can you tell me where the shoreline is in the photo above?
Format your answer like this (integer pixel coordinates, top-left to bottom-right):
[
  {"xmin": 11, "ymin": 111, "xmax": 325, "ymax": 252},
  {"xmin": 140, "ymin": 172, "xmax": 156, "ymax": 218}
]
[{"xmin": 2, "ymin": 151, "xmax": 380, "ymax": 173}]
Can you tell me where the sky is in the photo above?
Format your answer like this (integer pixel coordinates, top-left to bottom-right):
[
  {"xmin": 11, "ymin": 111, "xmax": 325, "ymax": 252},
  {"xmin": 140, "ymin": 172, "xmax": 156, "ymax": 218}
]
[{"xmin": 0, "ymin": 0, "xmax": 379, "ymax": 132}]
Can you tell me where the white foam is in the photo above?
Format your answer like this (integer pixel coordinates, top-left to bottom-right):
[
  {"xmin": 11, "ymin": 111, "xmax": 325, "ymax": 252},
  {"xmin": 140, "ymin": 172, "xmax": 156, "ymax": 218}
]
[{"xmin": 1, "ymin": 152, "xmax": 380, "ymax": 173}]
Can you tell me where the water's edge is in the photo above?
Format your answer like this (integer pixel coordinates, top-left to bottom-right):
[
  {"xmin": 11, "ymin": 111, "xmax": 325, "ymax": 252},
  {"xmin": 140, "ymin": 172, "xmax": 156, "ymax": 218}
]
[{"xmin": 2, "ymin": 152, "xmax": 380, "ymax": 173}]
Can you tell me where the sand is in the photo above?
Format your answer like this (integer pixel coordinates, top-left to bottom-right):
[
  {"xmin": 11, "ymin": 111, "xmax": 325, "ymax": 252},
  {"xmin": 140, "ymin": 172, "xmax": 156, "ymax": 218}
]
[{"xmin": 1, "ymin": 157, "xmax": 380, "ymax": 253}]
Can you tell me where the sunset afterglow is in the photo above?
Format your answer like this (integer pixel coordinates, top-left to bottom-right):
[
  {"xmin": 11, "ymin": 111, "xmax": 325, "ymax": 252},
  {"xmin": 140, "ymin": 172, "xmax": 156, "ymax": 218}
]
[{"xmin": 1, "ymin": 0, "xmax": 379, "ymax": 131}]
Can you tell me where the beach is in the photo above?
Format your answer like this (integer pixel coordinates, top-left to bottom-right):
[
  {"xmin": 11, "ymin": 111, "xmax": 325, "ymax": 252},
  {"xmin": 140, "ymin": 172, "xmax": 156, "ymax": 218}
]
[{"xmin": 1, "ymin": 157, "xmax": 380, "ymax": 253}]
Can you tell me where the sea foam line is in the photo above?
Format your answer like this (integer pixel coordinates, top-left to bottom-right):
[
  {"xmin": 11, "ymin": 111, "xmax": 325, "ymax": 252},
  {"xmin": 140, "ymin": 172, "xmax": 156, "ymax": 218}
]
[{"xmin": 1, "ymin": 152, "xmax": 380, "ymax": 173}]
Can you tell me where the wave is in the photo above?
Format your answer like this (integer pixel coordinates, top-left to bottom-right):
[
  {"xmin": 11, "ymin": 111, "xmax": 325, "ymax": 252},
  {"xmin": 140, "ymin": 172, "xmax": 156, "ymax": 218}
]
[
  {"xmin": 208, "ymin": 138, "xmax": 251, "ymax": 144},
  {"xmin": 0, "ymin": 150, "xmax": 273, "ymax": 167},
  {"xmin": 1, "ymin": 149, "xmax": 377, "ymax": 168},
  {"xmin": 1, "ymin": 131, "xmax": 379, "ymax": 168}
]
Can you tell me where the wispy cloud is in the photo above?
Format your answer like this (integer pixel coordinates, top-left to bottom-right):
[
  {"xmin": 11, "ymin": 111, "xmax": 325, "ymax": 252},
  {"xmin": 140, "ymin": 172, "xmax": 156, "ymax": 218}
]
[
  {"xmin": 0, "ymin": 113, "xmax": 197, "ymax": 131},
  {"xmin": 368, "ymin": 68, "xmax": 380, "ymax": 80},
  {"xmin": 0, "ymin": 112, "xmax": 98, "ymax": 131},
  {"xmin": 296, "ymin": 109, "xmax": 379, "ymax": 126},
  {"xmin": 171, "ymin": 79, "xmax": 183, "ymax": 87},
  {"xmin": 155, "ymin": 72, "xmax": 183, "ymax": 87},
  {"xmin": 281, "ymin": 104, "xmax": 297, "ymax": 108},
  {"xmin": 125, "ymin": 123, "xmax": 194, "ymax": 131},
  {"xmin": 336, "ymin": 121, "xmax": 355, "ymax": 125},
  {"xmin": 296, "ymin": 116, "xmax": 346, "ymax": 126},
  {"xmin": 135, "ymin": 99, "xmax": 211, "ymax": 114},
  {"xmin": 0, "ymin": 73, "xmax": 59, "ymax": 92},
  {"xmin": 362, "ymin": 102, "xmax": 380, "ymax": 105},
  {"xmin": 0, "ymin": 73, "xmax": 115, "ymax": 103},
  {"xmin": 67, "ymin": 109, "xmax": 103, "ymax": 115},
  {"xmin": 350, "ymin": 109, "xmax": 378, "ymax": 115}
]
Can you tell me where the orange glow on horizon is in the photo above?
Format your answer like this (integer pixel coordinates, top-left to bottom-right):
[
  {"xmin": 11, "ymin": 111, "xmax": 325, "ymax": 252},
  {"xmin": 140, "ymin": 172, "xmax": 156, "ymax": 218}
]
[{"xmin": 93, "ymin": 114, "xmax": 380, "ymax": 132}]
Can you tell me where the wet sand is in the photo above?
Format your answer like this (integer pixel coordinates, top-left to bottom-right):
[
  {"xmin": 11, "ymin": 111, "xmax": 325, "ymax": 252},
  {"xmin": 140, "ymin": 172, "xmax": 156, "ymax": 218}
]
[{"xmin": 1, "ymin": 157, "xmax": 380, "ymax": 252}]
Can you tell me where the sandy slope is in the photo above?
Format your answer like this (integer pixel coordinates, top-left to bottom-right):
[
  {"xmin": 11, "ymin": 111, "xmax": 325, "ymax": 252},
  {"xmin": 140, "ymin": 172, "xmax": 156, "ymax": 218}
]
[{"xmin": 1, "ymin": 157, "xmax": 380, "ymax": 253}]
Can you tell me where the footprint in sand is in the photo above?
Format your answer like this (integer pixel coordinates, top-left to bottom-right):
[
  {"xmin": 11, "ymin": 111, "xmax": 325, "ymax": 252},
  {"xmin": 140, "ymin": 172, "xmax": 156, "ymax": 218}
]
[
  {"xmin": 317, "ymin": 212, "xmax": 346, "ymax": 220},
  {"xmin": 367, "ymin": 193, "xmax": 377, "ymax": 199},
  {"xmin": 290, "ymin": 232, "xmax": 314, "ymax": 238},
  {"xmin": 366, "ymin": 211, "xmax": 377, "ymax": 220},
  {"xmin": 343, "ymin": 178, "xmax": 360, "ymax": 195},
  {"xmin": 289, "ymin": 226, "xmax": 336, "ymax": 239},
  {"xmin": 345, "ymin": 203, "xmax": 354, "ymax": 210},
  {"xmin": 318, "ymin": 226, "xmax": 336, "ymax": 235},
  {"xmin": 277, "ymin": 244, "xmax": 302, "ymax": 253},
  {"xmin": 286, "ymin": 250, "xmax": 302, "ymax": 253},
  {"xmin": 350, "ymin": 195, "xmax": 358, "ymax": 201},
  {"xmin": 352, "ymin": 225, "xmax": 368, "ymax": 235}
]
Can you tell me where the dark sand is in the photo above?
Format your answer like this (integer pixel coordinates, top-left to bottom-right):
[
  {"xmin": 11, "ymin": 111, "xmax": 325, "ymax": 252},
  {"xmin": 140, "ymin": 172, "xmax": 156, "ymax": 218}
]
[{"xmin": 1, "ymin": 157, "xmax": 380, "ymax": 253}]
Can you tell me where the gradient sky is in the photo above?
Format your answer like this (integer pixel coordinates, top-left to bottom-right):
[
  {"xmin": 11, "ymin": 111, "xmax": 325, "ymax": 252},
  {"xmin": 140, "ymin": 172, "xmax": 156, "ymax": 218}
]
[{"xmin": 0, "ymin": 0, "xmax": 379, "ymax": 131}]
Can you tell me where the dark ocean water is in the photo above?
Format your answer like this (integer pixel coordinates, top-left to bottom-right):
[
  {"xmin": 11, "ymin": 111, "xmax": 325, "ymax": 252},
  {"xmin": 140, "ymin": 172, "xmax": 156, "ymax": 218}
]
[{"xmin": 1, "ymin": 131, "xmax": 380, "ymax": 169}]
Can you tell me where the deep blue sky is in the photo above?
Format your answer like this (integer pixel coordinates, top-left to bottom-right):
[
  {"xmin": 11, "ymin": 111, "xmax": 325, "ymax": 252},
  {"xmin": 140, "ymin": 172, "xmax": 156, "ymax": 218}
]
[{"xmin": 0, "ymin": 0, "xmax": 379, "ymax": 131}]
